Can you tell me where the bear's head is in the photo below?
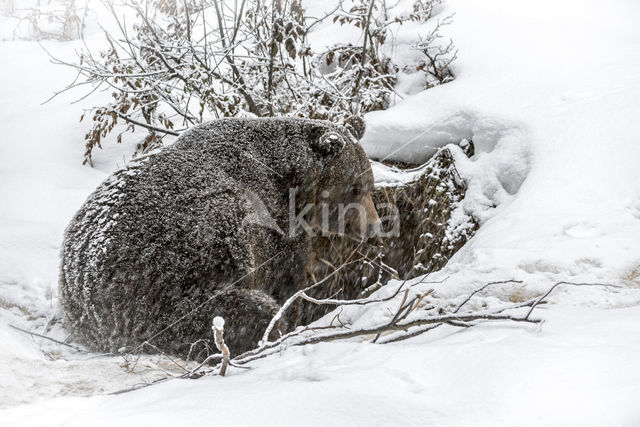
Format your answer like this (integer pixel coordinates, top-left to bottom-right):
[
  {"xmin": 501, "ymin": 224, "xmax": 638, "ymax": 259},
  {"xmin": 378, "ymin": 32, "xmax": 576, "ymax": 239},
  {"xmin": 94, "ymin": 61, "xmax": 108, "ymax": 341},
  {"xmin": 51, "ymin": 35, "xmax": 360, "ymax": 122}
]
[{"xmin": 300, "ymin": 117, "xmax": 380, "ymax": 240}]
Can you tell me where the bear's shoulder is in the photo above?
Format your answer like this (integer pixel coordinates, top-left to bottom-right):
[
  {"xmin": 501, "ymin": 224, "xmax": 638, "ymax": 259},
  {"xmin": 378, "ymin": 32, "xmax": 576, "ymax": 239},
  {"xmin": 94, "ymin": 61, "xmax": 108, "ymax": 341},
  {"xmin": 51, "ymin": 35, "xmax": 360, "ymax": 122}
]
[{"xmin": 166, "ymin": 117, "xmax": 359, "ymax": 186}]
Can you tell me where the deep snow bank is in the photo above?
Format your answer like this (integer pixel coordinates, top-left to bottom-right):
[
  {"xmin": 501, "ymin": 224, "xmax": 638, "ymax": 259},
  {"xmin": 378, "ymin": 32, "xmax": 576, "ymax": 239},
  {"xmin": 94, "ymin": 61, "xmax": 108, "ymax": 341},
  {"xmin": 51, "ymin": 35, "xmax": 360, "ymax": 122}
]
[{"xmin": 363, "ymin": 0, "xmax": 640, "ymax": 290}]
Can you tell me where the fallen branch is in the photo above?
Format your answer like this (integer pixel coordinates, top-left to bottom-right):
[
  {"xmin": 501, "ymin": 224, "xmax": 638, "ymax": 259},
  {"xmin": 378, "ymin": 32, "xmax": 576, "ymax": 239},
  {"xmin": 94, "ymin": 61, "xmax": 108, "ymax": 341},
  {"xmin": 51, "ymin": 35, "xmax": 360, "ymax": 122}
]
[
  {"xmin": 103, "ymin": 278, "xmax": 622, "ymax": 393},
  {"xmin": 233, "ymin": 279, "xmax": 619, "ymax": 365},
  {"xmin": 524, "ymin": 281, "xmax": 621, "ymax": 319}
]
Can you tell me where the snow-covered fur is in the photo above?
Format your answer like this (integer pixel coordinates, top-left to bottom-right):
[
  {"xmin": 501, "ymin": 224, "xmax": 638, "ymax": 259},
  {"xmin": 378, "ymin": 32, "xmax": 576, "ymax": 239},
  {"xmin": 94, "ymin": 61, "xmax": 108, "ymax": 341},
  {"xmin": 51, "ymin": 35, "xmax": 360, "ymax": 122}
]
[{"xmin": 59, "ymin": 117, "xmax": 378, "ymax": 357}]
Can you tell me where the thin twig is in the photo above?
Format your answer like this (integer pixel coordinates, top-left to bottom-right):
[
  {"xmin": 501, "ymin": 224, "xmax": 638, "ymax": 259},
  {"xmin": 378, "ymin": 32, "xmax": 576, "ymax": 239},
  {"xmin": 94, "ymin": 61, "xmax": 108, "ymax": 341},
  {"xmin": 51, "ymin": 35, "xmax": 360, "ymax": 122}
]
[{"xmin": 8, "ymin": 324, "xmax": 89, "ymax": 353}]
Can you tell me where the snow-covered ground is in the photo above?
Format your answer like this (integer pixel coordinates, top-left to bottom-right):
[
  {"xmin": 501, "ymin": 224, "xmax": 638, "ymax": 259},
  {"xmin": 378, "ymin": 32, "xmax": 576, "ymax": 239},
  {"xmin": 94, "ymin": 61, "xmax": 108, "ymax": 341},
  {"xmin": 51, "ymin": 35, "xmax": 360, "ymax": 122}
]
[
  {"xmin": 2, "ymin": 0, "xmax": 640, "ymax": 425},
  {"xmin": 4, "ymin": 307, "xmax": 640, "ymax": 427}
]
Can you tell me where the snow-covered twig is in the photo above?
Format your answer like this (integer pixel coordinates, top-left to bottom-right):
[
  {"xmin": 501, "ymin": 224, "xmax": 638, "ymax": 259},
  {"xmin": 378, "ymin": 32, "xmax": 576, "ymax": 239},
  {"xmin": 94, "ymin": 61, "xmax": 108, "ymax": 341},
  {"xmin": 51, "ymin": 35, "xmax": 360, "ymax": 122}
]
[
  {"xmin": 8, "ymin": 324, "xmax": 90, "ymax": 354},
  {"xmin": 523, "ymin": 281, "xmax": 621, "ymax": 319},
  {"xmin": 299, "ymin": 281, "xmax": 405, "ymax": 306},
  {"xmin": 259, "ymin": 248, "xmax": 367, "ymax": 347},
  {"xmin": 453, "ymin": 279, "xmax": 524, "ymax": 313},
  {"xmin": 212, "ymin": 316, "xmax": 230, "ymax": 376}
]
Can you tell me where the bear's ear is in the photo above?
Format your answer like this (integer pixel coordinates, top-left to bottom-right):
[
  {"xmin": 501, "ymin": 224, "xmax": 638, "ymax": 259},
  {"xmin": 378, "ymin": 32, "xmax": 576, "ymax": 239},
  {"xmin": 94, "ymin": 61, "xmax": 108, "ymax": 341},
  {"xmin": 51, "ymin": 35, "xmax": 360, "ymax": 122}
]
[
  {"xmin": 344, "ymin": 116, "xmax": 366, "ymax": 141},
  {"xmin": 308, "ymin": 129, "xmax": 346, "ymax": 158}
]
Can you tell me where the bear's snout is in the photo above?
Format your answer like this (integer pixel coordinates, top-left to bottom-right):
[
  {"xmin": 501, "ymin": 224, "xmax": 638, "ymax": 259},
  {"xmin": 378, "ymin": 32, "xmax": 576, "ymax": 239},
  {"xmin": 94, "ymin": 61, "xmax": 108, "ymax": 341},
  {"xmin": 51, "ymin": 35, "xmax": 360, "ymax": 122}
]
[
  {"xmin": 344, "ymin": 193, "xmax": 381, "ymax": 239},
  {"xmin": 361, "ymin": 194, "xmax": 381, "ymax": 237}
]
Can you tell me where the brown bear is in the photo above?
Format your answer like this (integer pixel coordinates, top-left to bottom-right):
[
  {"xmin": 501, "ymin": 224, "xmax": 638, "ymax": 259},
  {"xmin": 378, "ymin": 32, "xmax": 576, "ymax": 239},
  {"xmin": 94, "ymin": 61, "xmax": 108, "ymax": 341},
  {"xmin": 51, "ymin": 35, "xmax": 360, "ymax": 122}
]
[{"xmin": 59, "ymin": 117, "xmax": 381, "ymax": 358}]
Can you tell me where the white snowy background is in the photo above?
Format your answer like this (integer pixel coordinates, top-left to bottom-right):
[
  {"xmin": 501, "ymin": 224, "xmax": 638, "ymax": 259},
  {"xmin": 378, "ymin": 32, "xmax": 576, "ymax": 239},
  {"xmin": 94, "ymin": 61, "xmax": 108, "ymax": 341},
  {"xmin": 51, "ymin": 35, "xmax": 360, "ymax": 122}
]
[{"xmin": 1, "ymin": 0, "xmax": 640, "ymax": 425}]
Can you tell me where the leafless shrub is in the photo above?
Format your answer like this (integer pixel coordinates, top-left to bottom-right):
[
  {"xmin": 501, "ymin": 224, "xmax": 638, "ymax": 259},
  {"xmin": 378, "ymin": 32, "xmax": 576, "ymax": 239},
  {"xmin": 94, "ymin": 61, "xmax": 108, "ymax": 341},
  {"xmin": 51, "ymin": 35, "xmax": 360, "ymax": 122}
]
[
  {"xmin": 2, "ymin": 0, "xmax": 88, "ymax": 41},
  {"xmin": 45, "ymin": 0, "xmax": 456, "ymax": 165},
  {"xmin": 414, "ymin": 14, "xmax": 457, "ymax": 87}
]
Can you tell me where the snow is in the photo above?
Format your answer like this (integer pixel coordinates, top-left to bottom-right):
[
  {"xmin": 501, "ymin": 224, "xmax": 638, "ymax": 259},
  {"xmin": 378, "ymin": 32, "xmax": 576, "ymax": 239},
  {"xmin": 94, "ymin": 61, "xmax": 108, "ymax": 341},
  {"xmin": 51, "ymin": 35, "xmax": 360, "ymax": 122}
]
[
  {"xmin": 4, "ymin": 307, "xmax": 640, "ymax": 426},
  {"xmin": 212, "ymin": 316, "xmax": 225, "ymax": 331},
  {"xmin": 362, "ymin": 0, "xmax": 640, "ymax": 290},
  {"xmin": 2, "ymin": 0, "xmax": 640, "ymax": 425}
]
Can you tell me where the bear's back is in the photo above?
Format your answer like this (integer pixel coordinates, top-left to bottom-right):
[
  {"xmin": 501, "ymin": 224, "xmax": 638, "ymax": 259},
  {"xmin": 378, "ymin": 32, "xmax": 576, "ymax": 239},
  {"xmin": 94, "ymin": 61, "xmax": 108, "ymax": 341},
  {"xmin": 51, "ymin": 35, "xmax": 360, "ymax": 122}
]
[{"xmin": 60, "ymin": 147, "xmax": 259, "ymax": 352}]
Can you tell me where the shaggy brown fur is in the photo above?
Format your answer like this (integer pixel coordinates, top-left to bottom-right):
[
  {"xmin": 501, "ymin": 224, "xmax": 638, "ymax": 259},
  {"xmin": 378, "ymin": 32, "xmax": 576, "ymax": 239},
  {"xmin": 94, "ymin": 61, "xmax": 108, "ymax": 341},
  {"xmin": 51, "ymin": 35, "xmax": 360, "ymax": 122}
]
[{"xmin": 59, "ymin": 117, "xmax": 380, "ymax": 358}]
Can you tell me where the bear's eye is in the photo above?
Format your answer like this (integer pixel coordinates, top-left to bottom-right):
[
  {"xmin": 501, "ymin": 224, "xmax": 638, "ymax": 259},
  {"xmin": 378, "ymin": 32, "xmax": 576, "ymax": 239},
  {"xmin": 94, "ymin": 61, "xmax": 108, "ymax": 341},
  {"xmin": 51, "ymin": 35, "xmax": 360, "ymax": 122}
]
[{"xmin": 350, "ymin": 186, "xmax": 360, "ymax": 197}]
